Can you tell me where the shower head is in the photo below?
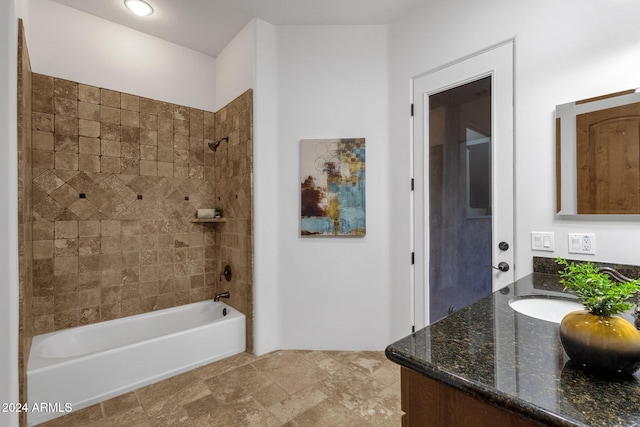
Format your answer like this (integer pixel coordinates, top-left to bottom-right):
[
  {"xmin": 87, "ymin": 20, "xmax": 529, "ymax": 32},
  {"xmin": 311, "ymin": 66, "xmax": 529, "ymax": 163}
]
[{"xmin": 208, "ymin": 136, "xmax": 228, "ymax": 152}]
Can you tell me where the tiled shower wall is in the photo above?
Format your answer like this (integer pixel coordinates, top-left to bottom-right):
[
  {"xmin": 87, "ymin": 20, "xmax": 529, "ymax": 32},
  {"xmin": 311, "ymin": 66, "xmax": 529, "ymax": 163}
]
[
  {"xmin": 28, "ymin": 73, "xmax": 254, "ymax": 349},
  {"xmin": 212, "ymin": 90, "xmax": 254, "ymax": 352}
]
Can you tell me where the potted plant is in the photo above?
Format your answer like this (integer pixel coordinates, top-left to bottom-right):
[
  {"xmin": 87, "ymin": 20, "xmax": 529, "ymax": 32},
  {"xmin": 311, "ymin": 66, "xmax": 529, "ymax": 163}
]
[
  {"xmin": 214, "ymin": 207, "xmax": 222, "ymax": 218},
  {"xmin": 556, "ymin": 257, "xmax": 640, "ymax": 375}
]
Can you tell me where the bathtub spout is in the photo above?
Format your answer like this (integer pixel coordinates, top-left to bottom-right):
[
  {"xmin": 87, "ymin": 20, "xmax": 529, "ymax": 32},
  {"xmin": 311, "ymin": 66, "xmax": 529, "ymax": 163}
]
[{"xmin": 214, "ymin": 291, "xmax": 230, "ymax": 302}]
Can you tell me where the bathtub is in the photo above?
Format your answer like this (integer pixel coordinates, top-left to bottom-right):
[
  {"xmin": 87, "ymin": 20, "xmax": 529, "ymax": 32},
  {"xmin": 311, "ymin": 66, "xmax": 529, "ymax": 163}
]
[{"xmin": 27, "ymin": 301, "xmax": 245, "ymax": 426}]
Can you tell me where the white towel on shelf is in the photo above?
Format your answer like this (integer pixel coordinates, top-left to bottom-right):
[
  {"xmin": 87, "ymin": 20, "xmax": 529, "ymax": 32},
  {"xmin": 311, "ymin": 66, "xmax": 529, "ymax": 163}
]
[{"xmin": 197, "ymin": 209, "xmax": 216, "ymax": 219}]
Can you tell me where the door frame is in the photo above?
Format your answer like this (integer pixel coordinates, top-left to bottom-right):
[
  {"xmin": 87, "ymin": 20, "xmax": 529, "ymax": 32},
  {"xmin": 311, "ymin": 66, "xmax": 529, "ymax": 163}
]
[{"xmin": 411, "ymin": 40, "xmax": 516, "ymax": 330}]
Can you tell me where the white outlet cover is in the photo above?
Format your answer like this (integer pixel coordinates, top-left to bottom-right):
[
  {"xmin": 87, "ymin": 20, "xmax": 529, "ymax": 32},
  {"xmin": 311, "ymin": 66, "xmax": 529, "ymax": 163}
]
[{"xmin": 568, "ymin": 233, "xmax": 596, "ymax": 255}]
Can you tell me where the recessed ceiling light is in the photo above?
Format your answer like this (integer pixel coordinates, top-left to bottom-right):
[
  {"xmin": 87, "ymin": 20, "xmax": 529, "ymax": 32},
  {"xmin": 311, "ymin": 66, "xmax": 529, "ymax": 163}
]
[{"xmin": 124, "ymin": 0, "xmax": 154, "ymax": 17}]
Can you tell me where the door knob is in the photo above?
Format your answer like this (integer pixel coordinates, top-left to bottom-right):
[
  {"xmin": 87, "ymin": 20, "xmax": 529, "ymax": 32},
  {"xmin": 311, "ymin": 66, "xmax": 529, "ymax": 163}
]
[{"xmin": 491, "ymin": 262, "xmax": 510, "ymax": 272}]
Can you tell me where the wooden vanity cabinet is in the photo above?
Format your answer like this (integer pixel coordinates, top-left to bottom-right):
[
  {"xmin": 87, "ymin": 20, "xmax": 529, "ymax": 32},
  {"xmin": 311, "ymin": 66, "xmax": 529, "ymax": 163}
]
[{"xmin": 400, "ymin": 367, "xmax": 543, "ymax": 427}]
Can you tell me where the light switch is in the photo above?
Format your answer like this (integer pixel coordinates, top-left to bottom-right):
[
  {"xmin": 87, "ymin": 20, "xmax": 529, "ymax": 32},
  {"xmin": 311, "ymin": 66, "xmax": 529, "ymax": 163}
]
[
  {"xmin": 570, "ymin": 236, "xmax": 580, "ymax": 251},
  {"xmin": 531, "ymin": 232, "xmax": 554, "ymax": 252}
]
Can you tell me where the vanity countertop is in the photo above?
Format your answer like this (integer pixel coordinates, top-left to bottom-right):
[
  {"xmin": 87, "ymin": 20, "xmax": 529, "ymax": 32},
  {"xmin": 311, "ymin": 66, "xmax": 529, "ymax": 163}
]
[{"xmin": 386, "ymin": 273, "xmax": 640, "ymax": 427}]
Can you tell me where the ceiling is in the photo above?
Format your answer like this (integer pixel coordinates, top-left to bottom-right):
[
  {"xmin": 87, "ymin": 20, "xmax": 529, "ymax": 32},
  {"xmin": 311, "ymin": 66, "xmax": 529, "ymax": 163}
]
[{"xmin": 49, "ymin": 0, "xmax": 426, "ymax": 57}]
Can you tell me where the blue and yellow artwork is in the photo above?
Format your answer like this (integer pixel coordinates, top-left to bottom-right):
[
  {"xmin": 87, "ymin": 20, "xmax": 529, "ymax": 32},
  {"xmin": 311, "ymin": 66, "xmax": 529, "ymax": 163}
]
[{"xmin": 300, "ymin": 138, "xmax": 366, "ymax": 236}]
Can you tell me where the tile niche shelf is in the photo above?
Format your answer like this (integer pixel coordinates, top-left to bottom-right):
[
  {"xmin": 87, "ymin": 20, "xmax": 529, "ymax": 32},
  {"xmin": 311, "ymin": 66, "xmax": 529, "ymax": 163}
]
[{"xmin": 190, "ymin": 218, "xmax": 227, "ymax": 223}]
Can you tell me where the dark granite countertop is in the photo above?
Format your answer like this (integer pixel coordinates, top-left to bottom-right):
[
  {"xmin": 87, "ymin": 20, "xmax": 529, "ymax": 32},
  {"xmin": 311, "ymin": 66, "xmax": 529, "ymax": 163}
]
[{"xmin": 386, "ymin": 273, "xmax": 640, "ymax": 427}]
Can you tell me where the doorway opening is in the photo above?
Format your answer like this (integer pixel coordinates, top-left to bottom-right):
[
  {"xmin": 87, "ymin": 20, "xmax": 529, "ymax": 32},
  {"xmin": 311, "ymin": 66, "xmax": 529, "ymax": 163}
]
[
  {"xmin": 428, "ymin": 76, "xmax": 492, "ymax": 322},
  {"xmin": 412, "ymin": 41, "xmax": 515, "ymax": 329}
]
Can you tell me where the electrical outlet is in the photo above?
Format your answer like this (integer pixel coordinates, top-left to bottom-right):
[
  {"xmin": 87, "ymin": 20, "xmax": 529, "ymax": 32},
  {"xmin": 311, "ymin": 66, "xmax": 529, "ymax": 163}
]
[
  {"xmin": 531, "ymin": 232, "xmax": 554, "ymax": 252},
  {"xmin": 568, "ymin": 233, "xmax": 596, "ymax": 255}
]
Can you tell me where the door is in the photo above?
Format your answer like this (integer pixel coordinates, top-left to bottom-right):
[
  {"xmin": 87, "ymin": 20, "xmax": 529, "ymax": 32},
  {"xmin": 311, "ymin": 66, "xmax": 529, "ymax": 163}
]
[
  {"xmin": 413, "ymin": 41, "xmax": 515, "ymax": 328},
  {"xmin": 576, "ymin": 102, "xmax": 640, "ymax": 214}
]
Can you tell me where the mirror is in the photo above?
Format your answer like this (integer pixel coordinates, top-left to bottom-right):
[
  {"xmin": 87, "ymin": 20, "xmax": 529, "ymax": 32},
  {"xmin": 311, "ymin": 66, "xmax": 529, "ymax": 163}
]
[
  {"xmin": 556, "ymin": 89, "xmax": 640, "ymax": 215},
  {"xmin": 464, "ymin": 128, "xmax": 491, "ymax": 218}
]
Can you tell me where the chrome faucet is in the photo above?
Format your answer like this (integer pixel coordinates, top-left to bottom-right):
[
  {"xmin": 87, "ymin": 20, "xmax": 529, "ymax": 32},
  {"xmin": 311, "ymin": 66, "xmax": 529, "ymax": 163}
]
[{"xmin": 214, "ymin": 291, "xmax": 230, "ymax": 302}]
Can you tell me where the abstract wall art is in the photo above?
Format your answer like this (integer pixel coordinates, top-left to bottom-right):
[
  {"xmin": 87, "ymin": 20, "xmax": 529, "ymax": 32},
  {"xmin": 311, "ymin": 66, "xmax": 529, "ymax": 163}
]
[{"xmin": 300, "ymin": 138, "xmax": 366, "ymax": 236}]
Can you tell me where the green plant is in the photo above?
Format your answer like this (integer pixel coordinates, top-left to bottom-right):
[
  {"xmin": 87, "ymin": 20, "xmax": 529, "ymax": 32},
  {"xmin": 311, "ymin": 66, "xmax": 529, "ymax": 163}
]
[{"xmin": 556, "ymin": 257, "xmax": 640, "ymax": 317}]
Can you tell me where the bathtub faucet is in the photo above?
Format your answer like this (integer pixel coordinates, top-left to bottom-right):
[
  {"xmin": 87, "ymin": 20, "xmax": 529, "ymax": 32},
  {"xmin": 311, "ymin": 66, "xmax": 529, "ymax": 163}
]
[{"xmin": 214, "ymin": 291, "xmax": 230, "ymax": 302}]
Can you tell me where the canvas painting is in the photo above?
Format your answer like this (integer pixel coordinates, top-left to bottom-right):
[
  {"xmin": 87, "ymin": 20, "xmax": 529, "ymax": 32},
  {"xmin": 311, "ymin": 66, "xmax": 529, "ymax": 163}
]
[{"xmin": 300, "ymin": 138, "xmax": 366, "ymax": 236}]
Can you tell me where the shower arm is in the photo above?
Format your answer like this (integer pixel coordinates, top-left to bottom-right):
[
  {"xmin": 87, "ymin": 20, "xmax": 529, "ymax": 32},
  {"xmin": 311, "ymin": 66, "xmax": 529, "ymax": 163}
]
[{"xmin": 208, "ymin": 136, "xmax": 228, "ymax": 152}]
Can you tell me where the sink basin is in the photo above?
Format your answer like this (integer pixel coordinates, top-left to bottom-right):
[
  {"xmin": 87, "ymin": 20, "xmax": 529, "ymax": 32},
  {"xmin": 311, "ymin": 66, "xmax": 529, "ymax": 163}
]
[{"xmin": 509, "ymin": 297, "xmax": 583, "ymax": 323}]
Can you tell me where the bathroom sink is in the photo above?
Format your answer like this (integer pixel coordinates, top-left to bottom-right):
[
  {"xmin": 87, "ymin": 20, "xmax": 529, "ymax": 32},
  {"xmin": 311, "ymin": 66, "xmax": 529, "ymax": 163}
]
[{"xmin": 509, "ymin": 297, "xmax": 583, "ymax": 323}]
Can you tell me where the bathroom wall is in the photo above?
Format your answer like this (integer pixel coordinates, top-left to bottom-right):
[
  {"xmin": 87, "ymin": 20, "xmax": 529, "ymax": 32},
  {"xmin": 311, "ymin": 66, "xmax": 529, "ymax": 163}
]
[
  {"xmin": 215, "ymin": 20, "xmax": 256, "ymax": 111},
  {"xmin": 387, "ymin": 0, "xmax": 640, "ymax": 340},
  {"xmin": 223, "ymin": 22, "xmax": 392, "ymax": 353},
  {"xmin": 29, "ymin": 75, "xmax": 220, "ymax": 334},
  {"xmin": 22, "ymin": 0, "xmax": 256, "ymax": 351},
  {"xmin": 252, "ymin": 20, "xmax": 280, "ymax": 355},
  {"xmin": 17, "ymin": 19, "xmax": 32, "ymax": 427},
  {"xmin": 26, "ymin": 0, "xmax": 216, "ymax": 112},
  {"xmin": 211, "ymin": 89, "xmax": 254, "ymax": 352},
  {"xmin": 272, "ymin": 25, "xmax": 390, "ymax": 350}
]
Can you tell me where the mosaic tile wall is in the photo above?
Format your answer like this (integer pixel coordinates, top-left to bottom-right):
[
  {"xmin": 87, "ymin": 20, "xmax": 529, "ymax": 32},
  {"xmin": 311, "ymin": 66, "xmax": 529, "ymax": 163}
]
[
  {"xmin": 29, "ymin": 73, "xmax": 235, "ymax": 335},
  {"xmin": 17, "ymin": 20, "xmax": 33, "ymax": 427}
]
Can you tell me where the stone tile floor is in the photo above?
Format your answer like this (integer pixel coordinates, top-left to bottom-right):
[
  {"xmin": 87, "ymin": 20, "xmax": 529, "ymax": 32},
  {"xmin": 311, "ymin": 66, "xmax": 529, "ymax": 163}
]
[{"xmin": 39, "ymin": 350, "xmax": 402, "ymax": 426}]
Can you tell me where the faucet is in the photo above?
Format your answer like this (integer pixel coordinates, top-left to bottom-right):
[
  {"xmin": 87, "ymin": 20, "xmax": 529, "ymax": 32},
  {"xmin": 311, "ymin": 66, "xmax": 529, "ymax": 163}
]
[
  {"xmin": 214, "ymin": 291, "xmax": 230, "ymax": 302},
  {"xmin": 598, "ymin": 266, "xmax": 633, "ymax": 283},
  {"xmin": 599, "ymin": 267, "xmax": 640, "ymax": 326}
]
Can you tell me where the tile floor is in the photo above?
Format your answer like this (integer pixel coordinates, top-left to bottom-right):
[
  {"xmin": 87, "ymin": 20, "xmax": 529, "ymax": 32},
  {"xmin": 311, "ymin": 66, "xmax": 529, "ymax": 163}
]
[{"xmin": 39, "ymin": 350, "xmax": 402, "ymax": 426}]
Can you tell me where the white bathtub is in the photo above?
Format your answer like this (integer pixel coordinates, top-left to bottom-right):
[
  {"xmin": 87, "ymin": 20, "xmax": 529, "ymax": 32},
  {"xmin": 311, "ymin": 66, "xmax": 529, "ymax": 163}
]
[{"xmin": 27, "ymin": 301, "xmax": 245, "ymax": 426}]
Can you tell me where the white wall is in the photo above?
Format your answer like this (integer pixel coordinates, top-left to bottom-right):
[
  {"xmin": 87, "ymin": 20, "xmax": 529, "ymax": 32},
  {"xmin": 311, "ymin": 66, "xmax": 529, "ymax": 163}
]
[
  {"xmin": 0, "ymin": 0, "xmax": 20, "ymax": 425},
  {"xmin": 215, "ymin": 20, "xmax": 256, "ymax": 111},
  {"xmin": 253, "ymin": 20, "xmax": 280, "ymax": 355},
  {"xmin": 27, "ymin": 0, "xmax": 216, "ymax": 111},
  {"xmin": 388, "ymin": 0, "xmax": 640, "ymax": 341},
  {"xmin": 248, "ymin": 22, "xmax": 392, "ymax": 353},
  {"xmin": 275, "ymin": 25, "xmax": 391, "ymax": 350}
]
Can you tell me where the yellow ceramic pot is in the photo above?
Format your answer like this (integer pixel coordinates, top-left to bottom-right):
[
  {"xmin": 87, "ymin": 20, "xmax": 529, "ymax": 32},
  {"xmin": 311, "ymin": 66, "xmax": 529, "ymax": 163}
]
[{"xmin": 560, "ymin": 310, "xmax": 640, "ymax": 375}]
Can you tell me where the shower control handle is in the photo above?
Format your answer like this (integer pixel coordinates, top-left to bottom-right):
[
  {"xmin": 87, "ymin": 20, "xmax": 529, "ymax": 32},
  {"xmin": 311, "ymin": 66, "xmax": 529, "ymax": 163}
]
[{"xmin": 220, "ymin": 264, "xmax": 232, "ymax": 282}]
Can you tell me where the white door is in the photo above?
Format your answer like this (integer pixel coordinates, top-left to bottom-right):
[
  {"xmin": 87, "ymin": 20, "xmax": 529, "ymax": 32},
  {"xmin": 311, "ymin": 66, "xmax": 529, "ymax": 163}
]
[{"xmin": 412, "ymin": 41, "xmax": 515, "ymax": 328}]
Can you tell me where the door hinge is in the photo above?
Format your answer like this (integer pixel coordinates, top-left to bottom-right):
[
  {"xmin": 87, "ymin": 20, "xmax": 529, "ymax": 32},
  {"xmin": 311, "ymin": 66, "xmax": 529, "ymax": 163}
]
[
  {"xmin": 410, "ymin": 103, "xmax": 414, "ymax": 116},
  {"xmin": 411, "ymin": 325, "xmax": 416, "ymax": 333},
  {"xmin": 411, "ymin": 252, "xmax": 415, "ymax": 265},
  {"xmin": 411, "ymin": 178, "xmax": 414, "ymax": 191}
]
